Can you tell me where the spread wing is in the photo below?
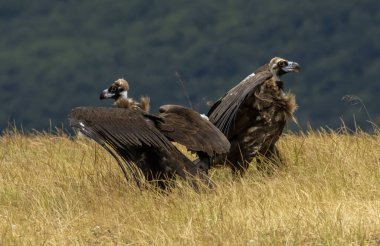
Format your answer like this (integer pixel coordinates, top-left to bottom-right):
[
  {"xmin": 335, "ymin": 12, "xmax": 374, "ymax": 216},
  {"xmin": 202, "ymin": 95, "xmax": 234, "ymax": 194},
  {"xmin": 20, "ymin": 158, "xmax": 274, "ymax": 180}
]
[
  {"xmin": 148, "ymin": 105, "xmax": 230, "ymax": 156},
  {"xmin": 68, "ymin": 107, "xmax": 177, "ymax": 185},
  {"xmin": 69, "ymin": 107, "xmax": 173, "ymax": 151},
  {"xmin": 207, "ymin": 71, "xmax": 273, "ymax": 136}
]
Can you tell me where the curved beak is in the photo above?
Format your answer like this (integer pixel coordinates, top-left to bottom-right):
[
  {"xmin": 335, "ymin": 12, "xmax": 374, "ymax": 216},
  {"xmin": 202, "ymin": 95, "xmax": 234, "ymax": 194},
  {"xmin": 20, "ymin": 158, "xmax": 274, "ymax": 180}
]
[
  {"xmin": 99, "ymin": 89, "xmax": 114, "ymax": 100},
  {"xmin": 283, "ymin": 61, "xmax": 301, "ymax": 73}
]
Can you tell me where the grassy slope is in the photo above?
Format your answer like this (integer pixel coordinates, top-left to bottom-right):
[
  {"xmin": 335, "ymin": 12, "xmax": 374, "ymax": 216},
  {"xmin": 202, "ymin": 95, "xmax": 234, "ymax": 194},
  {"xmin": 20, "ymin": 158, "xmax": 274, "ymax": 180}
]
[{"xmin": 0, "ymin": 131, "xmax": 380, "ymax": 245}]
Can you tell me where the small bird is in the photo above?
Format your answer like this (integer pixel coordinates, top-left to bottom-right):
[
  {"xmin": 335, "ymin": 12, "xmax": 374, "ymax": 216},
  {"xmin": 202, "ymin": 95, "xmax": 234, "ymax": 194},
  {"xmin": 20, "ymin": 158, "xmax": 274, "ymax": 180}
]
[
  {"xmin": 207, "ymin": 57, "xmax": 300, "ymax": 176},
  {"xmin": 69, "ymin": 79, "xmax": 230, "ymax": 190}
]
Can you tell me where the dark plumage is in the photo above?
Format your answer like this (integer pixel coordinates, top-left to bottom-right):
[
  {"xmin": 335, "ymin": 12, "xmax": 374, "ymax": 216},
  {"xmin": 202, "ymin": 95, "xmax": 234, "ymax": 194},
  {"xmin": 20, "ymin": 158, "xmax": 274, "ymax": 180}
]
[
  {"xmin": 69, "ymin": 79, "xmax": 230, "ymax": 190},
  {"xmin": 208, "ymin": 57, "xmax": 300, "ymax": 175}
]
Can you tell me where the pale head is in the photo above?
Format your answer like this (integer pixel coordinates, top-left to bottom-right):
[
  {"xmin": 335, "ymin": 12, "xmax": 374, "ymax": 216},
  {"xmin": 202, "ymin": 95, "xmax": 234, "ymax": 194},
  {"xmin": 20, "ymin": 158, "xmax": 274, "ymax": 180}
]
[
  {"xmin": 99, "ymin": 78, "xmax": 130, "ymax": 101},
  {"xmin": 268, "ymin": 57, "xmax": 300, "ymax": 80}
]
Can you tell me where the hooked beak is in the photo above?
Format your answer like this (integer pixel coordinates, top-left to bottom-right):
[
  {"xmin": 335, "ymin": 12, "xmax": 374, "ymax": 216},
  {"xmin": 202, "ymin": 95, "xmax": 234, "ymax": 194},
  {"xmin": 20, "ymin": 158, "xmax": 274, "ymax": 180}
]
[
  {"xmin": 283, "ymin": 61, "xmax": 301, "ymax": 73},
  {"xmin": 99, "ymin": 89, "xmax": 114, "ymax": 100}
]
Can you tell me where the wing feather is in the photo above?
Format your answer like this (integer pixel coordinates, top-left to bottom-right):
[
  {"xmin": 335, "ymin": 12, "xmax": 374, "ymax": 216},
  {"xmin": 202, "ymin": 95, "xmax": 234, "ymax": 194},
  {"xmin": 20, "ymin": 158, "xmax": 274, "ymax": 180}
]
[
  {"xmin": 153, "ymin": 105, "xmax": 230, "ymax": 156},
  {"xmin": 208, "ymin": 71, "xmax": 273, "ymax": 135},
  {"xmin": 69, "ymin": 107, "xmax": 182, "ymax": 186},
  {"xmin": 69, "ymin": 107, "xmax": 174, "ymax": 151}
]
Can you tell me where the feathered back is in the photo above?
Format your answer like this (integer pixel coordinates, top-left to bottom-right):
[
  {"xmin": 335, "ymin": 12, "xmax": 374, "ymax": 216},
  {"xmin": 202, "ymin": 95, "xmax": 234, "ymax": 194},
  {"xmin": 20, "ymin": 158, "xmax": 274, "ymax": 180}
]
[{"xmin": 155, "ymin": 105, "xmax": 230, "ymax": 156}]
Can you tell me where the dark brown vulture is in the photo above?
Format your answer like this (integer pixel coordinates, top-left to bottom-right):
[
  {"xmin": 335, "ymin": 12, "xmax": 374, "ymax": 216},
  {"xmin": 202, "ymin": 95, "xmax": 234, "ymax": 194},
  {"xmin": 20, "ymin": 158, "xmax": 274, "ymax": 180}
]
[
  {"xmin": 207, "ymin": 57, "xmax": 300, "ymax": 176},
  {"xmin": 69, "ymin": 79, "xmax": 230, "ymax": 190}
]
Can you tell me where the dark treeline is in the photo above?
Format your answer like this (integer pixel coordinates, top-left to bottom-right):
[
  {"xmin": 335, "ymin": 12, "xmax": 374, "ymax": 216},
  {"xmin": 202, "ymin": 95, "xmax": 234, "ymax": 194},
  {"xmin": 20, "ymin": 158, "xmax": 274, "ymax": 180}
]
[{"xmin": 1, "ymin": 0, "xmax": 380, "ymax": 132}]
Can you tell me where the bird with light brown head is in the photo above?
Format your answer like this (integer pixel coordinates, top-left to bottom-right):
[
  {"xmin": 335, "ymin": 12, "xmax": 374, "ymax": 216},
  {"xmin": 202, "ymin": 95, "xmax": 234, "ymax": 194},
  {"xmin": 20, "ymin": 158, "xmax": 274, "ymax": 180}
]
[{"xmin": 99, "ymin": 78, "xmax": 150, "ymax": 112}]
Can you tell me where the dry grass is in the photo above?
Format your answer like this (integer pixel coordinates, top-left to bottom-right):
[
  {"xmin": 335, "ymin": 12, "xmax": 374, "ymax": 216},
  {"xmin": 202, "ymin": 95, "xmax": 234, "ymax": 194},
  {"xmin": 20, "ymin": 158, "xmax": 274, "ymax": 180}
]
[{"xmin": 1, "ymin": 129, "xmax": 380, "ymax": 245}]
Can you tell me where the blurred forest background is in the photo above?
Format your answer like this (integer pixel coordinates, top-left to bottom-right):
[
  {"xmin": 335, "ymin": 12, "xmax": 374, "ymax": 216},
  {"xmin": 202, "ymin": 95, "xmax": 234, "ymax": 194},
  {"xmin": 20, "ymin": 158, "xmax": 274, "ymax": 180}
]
[{"xmin": 1, "ymin": 0, "xmax": 380, "ymax": 132}]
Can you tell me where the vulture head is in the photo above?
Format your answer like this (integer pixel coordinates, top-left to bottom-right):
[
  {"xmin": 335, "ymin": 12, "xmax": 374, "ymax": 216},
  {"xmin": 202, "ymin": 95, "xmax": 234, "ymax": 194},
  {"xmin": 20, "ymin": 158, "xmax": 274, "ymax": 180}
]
[
  {"xmin": 99, "ymin": 78, "xmax": 150, "ymax": 112},
  {"xmin": 269, "ymin": 57, "xmax": 300, "ymax": 79},
  {"xmin": 100, "ymin": 78, "xmax": 130, "ymax": 101}
]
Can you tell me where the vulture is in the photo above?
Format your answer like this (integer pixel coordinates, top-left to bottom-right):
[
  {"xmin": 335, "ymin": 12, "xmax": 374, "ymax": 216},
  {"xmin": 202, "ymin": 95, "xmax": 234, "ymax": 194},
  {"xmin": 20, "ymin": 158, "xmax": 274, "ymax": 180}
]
[
  {"xmin": 69, "ymin": 79, "xmax": 230, "ymax": 190},
  {"xmin": 99, "ymin": 78, "xmax": 150, "ymax": 112},
  {"xmin": 207, "ymin": 57, "xmax": 300, "ymax": 175}
]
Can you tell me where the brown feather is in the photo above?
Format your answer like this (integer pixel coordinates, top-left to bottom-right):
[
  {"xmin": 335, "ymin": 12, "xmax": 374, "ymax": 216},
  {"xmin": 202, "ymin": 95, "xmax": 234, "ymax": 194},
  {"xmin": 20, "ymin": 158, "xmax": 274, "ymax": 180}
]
[
  {"xmin": 69, "ymin": 107, "xmax": 173, "ymax": 150},
  {"xmin": 69, "ymin": 107, "xmax": 214, "ymax": 189},
  {"xmin": 69, "ymin": 107, "xmax": 209, "ymax": 188},
  {"xmin": 208, "ymin": 57, "xmax": 299, "ymax": 175},
  {"xmin": 114, "ymin": 97, "xmax": 150, "ymax": 112},
  {"xmin": 208, "ymin": 71, "xmax": 273, "ymax": 136},
  {"xmin": 156, "ymin": 105, "xmax": 230, "ymax": 156},
  {"xmin": 140, "ymin": 96, "xmax": 150, "ymax": 112},
  {"xmin": 89, "ymin": 78, "xmax": 231, "ymax": 187}
]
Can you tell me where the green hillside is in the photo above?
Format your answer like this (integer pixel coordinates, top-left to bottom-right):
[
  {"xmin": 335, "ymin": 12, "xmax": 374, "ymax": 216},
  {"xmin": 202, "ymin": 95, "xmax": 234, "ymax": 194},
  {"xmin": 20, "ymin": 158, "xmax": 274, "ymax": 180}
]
[{"xmin": 1, "ymin": 0, "xmax": 379, "ymax": 131}]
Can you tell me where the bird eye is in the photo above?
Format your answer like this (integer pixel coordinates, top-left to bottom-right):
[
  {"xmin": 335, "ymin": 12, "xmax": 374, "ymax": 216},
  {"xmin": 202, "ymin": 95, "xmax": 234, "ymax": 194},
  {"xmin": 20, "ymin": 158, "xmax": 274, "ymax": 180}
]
[
  {"xmin": 109, "ymin": 87, "xmax": 117, "ymax": 93},
  {"xmin": 278, "ymin": 61, "xmax": 288, "ymax": 67}
]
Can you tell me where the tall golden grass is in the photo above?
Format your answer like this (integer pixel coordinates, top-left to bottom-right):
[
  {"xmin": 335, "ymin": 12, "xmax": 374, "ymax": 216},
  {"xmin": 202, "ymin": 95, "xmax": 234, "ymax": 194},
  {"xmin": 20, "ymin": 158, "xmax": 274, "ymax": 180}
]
[{"xmin": 0, "ymin": 129, "xmax": 380, "ymax": 245}]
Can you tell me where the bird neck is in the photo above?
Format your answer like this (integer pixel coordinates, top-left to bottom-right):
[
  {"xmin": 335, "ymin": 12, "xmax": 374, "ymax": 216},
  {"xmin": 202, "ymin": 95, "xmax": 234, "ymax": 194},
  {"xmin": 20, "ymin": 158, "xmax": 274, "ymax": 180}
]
[
  {"xmin": 114, "ymin": 97, "xmax": 133, "ymax": 108},
  {"xmin": 114, "ymin": 96, "xmax": 150, "ymax": 113},
  {"xmin": 276, "ymin": 81, "xmax": 284, "ymax": 90}
]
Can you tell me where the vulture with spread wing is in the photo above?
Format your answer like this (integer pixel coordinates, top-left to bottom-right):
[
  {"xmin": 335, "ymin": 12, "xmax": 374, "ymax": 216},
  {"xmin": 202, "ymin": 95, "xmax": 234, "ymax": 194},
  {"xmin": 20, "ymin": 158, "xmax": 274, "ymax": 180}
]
[
  {"xmin": 208, "ymin": 57, "xmax": 300, "ymax": 175},
  {"xmin": 69, "ymin": 79, "xmax": 230, "ymax": 189}
]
